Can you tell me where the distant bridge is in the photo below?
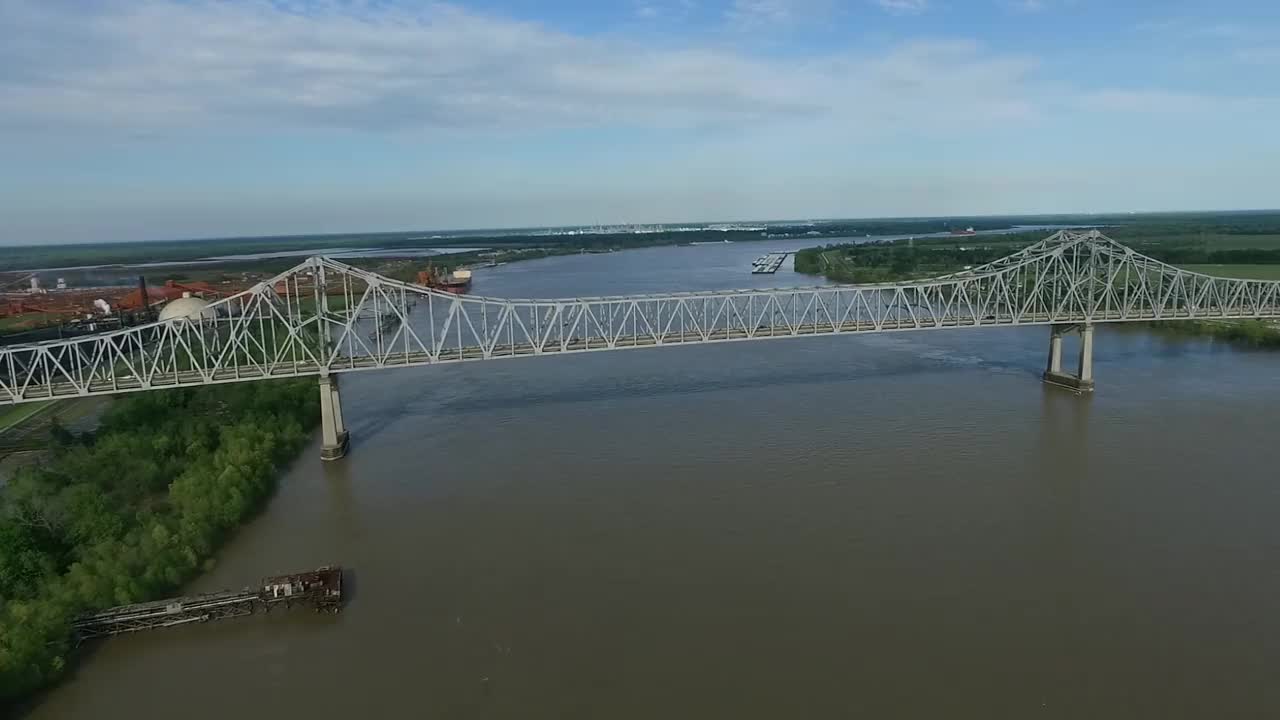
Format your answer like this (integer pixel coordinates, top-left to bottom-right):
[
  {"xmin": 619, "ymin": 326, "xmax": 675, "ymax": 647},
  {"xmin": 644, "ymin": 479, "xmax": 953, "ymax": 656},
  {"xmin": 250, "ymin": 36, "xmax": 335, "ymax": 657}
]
[{"xmin": 2, "ymin": 230, "xmax": 1278, "ymax": 458}]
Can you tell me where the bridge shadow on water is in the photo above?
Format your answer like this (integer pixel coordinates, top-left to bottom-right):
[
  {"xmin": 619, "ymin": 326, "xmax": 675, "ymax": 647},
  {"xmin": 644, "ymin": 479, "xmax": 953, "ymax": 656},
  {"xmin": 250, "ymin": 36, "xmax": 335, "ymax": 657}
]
[
  {"xmin": 345, "ymin": 322, "xmax": 1245, "ymax": 448},
  {"xmin": 345, "ymin": 339, "xmax": 1047, "ymax": 446}
]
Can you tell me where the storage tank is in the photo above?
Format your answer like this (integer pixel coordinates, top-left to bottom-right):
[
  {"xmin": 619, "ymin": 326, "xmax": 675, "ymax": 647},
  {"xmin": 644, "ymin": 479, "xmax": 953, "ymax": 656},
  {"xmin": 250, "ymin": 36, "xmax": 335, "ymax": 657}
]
[{"xmin": 158, "ymin": 292, "xmax": 218, "ymax": 322}]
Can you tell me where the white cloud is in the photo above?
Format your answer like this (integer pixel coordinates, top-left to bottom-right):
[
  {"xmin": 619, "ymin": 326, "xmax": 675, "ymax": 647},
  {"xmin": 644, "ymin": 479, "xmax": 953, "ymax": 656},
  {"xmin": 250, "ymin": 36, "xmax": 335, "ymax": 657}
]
[
  {"xmin": 1008, "ymin": 0, "xmax": 1045, "ymax": 12},
  {"xmin": 1137, "ymin": 18, "xmax": 1276, "ymax": 44},
  {"xmin": 1234, "ymin": 46, "xmax": 1280, "ymax": 65},
  {"xmin": 726, "ymin": 0, "xmax": 833, "ymax": 28},
  {"xmin": 1080, "ymin": 89, "xmax": 1280, "ymax": 115},
  {"xmin": 1132, "ymin": 17, "xmax": 1280, "ymax": 73},
  {"xmin": 1004, "ymin": 0, "xmax": 1078, "ymax": 12},
  {"xmin": 0, "ymin": 0, "xmax": 1039, "ymax": 136},
  {"xmin": 1081, "ymin": 90, "xmax": 1213, "ymax": 113},
  {"xmin": 727, "ymin": 0, "xmax": 791, "ymax": 25},
  {"xmin": 875, "ymin": 0, "xmax": 928, "ymax": 15},
  {"xmin": 1199, "ymin": 22, "xmax": 1256, "ymax": 40},
  {"xmin": 633, "ymin": 0, "xmax": 696, "ymax": 20}
]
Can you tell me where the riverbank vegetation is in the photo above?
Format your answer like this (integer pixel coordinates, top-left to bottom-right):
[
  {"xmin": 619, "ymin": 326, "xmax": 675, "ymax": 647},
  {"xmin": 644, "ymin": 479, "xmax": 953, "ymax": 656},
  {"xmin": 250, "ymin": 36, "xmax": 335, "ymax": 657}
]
[
  {"xmin": 0, "ymin": 218, "xmax": 1025, "ymax": 272},
  {"xmin": 1174, "ymin": 264, "xmax": 1280, "ymax": 280},
  {"xmin": 7, "ymin": 211, "xmax": 1280, "ymax": 341},
  {"xmin": 0, "ymin": 380, "xmax": 318, "ymax": 705},
  {"xmin": 1148, "ymin": 320, "xmax": 1280, "ymax": 348},
  {"xmin": 799, "ymin": 212, "xmax": 1280, "ymax": 280},
  {"xmin": 9, "ymin": 210, "xmax": 1278, "ymax": 274},
  {"xmin": 797, "ymin": 214, "xmax": 1280, "ymax": 284}
]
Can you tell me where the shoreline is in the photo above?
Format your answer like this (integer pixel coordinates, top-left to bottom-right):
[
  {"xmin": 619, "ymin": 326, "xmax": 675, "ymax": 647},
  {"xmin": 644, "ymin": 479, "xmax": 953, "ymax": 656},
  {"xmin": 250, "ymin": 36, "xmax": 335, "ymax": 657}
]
[
  {"xmin": 0, "ymin": 380, "xmax": 319, "ymax": 707},
  {"xmin": 793, "ymin": 235, "xmax": 1280, "ymax": 349}
]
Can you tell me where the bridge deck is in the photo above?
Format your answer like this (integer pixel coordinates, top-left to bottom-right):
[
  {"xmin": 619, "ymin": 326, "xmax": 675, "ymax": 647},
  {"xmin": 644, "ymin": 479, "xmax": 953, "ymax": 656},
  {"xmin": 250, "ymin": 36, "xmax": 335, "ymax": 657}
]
[{"xmin": 2, "ymin": 231, "xmax": 1279, "ymax": 405}]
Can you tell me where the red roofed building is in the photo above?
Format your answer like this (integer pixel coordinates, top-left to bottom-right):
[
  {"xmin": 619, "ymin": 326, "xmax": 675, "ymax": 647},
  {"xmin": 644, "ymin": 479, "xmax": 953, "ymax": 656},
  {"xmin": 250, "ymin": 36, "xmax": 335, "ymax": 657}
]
[{"xmin": 116, "ymin": 280, "xmax": 223, "ymax": 311}]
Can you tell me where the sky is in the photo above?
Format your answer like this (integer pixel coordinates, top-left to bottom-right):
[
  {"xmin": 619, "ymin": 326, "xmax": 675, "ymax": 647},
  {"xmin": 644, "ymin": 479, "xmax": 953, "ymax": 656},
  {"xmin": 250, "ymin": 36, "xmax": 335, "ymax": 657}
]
[{"xmin": 1, "ymin": 0, "xmax": 1279, "ymax": 245}]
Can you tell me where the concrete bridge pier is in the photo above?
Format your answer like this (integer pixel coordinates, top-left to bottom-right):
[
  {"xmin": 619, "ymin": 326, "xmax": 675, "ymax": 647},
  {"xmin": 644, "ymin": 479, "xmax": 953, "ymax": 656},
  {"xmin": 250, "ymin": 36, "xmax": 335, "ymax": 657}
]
[
  {"xmin": 1043, "ymin": 323, "xmax": 1095, "ymax": 393},
  {"xmin": 318, "ymin": 374, "xmax": 349, "ymax": 461}
]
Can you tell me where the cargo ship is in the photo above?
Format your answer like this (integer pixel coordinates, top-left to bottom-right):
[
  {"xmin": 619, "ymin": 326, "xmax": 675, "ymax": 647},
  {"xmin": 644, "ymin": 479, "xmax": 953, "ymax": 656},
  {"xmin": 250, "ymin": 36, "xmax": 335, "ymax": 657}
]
[
  {"xmin": 416, "ymin": 267, "xmax": 472, "ymax": 294},
  {"xmin": 950, "ymin": 227, "xmax": 977, "ymax": 236}
]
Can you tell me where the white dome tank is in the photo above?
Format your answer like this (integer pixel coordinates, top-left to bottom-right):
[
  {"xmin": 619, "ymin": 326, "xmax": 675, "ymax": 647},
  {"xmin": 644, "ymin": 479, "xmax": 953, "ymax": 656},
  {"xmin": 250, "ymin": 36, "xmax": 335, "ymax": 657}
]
[{"xmin": 158, "ymin": 292, "xmax": 218, "ymax": 322}]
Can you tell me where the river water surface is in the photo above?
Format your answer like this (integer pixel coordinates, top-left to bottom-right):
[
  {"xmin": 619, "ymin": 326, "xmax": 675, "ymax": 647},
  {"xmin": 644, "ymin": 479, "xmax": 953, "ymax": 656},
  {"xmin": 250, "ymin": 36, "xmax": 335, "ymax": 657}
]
[{"xmin": 25, "ymin": 240, "xmax": 1280, "ymax": 719}]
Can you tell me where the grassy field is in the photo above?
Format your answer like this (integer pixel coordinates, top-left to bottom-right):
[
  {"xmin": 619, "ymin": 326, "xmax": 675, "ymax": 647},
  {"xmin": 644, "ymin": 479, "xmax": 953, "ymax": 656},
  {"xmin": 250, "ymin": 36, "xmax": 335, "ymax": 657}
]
[
  {"xmin": 0, "ymin": 401, "xmax": 52, "ymax": 433},
  {"xmin": 811, "ymin": 251, "xmax": 1280, "ymax": 283},
  {"xmin": 1132, "ymin": 233, "xmax": 1280, "ymax": 250},
  {"xmin": 0, "ymin": 314, "xmax": 56, "ymax": 332},
  {"xmin": 1176, "ymin": 264, "xmax": 1280, "ymax": 280}
]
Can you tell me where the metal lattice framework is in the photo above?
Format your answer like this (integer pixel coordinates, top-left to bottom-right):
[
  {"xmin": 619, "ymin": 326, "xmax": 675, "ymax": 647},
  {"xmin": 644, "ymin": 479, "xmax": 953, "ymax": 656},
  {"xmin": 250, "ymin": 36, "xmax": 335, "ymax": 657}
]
[
  {"xmin": 71, "ymin": 590, "xmax": 260, "ymax": 641},
  {"xmin": 3, "ymin": 230, "xmax": 1278, "ymax": 406}
]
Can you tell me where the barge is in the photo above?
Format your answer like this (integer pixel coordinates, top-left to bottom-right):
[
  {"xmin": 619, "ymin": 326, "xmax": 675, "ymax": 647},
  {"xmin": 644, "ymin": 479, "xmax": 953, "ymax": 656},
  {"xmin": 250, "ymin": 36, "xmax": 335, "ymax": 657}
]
[{"xmin": 751, "ymin": 252, "xmax": 789, "ymax": 274}]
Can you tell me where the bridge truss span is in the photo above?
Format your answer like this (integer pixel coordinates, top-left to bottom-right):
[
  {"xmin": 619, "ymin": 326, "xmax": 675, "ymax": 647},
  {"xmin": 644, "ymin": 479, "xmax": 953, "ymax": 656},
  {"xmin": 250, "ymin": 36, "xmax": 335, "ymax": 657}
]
[{"xmin": 2, "ymin": 230, "xmax": 1279, "ymax": 408}]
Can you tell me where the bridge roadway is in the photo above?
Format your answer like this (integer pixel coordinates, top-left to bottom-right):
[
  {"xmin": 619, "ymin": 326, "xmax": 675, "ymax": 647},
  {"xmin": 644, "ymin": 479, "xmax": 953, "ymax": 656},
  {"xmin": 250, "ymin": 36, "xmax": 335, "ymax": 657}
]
[
  {"xmin": 1, "ymin": 230, "xmax": 1278, "ymax": 459},
  {"xmin": 0, "ymin": 310, "xmax": 1241, "ymax": 399}
]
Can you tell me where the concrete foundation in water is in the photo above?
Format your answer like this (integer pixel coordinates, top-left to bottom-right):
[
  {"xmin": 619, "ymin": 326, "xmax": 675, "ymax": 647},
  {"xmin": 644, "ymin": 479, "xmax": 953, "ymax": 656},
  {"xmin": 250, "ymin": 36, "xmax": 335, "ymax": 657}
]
[
  {"xmin": 319, "ymin": 374, "xmax": 349, "ymax": 460},
  {"xmin": 1043, "ymin": 323, "xmax": 1095, "ymax": 393}
]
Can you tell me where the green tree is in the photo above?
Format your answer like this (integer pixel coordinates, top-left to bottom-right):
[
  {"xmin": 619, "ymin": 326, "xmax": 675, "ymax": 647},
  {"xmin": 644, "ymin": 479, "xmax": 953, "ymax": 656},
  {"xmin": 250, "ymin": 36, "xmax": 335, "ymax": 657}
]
[{"xmin": 0, "ymin": 377, "xmax": 319, "ymax": 704}]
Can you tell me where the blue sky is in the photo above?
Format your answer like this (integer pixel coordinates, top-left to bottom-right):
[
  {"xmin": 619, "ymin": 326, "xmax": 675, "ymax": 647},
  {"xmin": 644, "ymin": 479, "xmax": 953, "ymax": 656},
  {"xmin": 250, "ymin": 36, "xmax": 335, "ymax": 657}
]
[{"xmin": 1, "ymin": 0, "xmax": 1279, "ymax": 244}]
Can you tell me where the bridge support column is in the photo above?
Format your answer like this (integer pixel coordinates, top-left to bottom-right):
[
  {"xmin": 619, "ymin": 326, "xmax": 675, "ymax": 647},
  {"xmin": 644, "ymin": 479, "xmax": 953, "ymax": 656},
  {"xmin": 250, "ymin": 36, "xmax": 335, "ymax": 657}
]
[
  {"xmin": 1043, "ymin": 324, "xmax": 1095, "ymax": 393},
  {"xmin": 319, "ymin": 374, "xmax": 349, "ymax": 461},
  {"xmin": 1046, "ymin": 330, "xmax": 1063, "ymax": 375},
  {"xmin": 1078, "ymin": 323, "xmax": 1094, "ymax": 388}
]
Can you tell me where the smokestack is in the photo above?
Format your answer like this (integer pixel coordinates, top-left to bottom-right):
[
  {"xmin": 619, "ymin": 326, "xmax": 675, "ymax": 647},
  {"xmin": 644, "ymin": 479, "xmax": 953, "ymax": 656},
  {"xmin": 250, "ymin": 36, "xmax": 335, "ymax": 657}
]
[{"xmin": 139, "ymin": 276, "xmax": 150, "ymax": 312}]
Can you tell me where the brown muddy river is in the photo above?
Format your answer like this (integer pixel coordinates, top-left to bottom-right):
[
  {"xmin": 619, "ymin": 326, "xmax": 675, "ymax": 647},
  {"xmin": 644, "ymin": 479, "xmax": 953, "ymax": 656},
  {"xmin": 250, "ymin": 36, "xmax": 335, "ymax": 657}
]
[{"xmin": 25, "ymin": 240, "xmax": 1280, "ymax": 719}]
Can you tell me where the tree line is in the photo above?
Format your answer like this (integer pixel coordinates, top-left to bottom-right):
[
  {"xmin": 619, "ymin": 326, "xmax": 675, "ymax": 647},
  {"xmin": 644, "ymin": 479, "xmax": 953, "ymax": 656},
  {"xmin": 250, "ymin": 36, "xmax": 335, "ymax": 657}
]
[
  {"xmin": 794, "ymin": 244, "xmax": 1011, "ymax": 283},
  {"xmin": 793, "ymin": 233, "xmax": 1280, "ymax": 349},
  {"xmin": 795, "ymin": 230, "xmax": 1280, "ymax": 287},
  {"xmin": 0, "ymin": 379, "xmax": 319, "ymax": 705},
  {"xmin": 1149, "ymin": 320, "xmax": 1280, "ymax": 348}
]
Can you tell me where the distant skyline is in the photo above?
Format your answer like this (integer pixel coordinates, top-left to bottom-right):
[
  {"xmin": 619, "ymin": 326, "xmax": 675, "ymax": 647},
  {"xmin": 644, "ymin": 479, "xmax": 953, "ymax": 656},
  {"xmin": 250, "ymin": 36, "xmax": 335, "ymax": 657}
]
[
  {"xmin": 18, "ymin": 209, "xmax": 1280, "ymax": 248},
  {"xmin": 2, "ymin": 0, "xmax": 1279, "ymax": 245}
]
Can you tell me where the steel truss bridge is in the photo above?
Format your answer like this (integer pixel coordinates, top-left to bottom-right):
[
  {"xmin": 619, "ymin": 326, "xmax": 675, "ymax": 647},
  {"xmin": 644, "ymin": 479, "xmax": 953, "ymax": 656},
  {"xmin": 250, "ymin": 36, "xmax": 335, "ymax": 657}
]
[{"xmin": 2, "ymin": 230, "xmax": 1278, "ymax": 455}]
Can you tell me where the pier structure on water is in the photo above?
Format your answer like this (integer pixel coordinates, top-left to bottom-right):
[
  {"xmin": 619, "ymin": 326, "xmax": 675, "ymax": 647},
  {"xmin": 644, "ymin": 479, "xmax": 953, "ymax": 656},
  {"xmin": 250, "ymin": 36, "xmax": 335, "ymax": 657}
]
[{"xmin": 71, "ymin": 566, "xmax": 343, "ymax": 642}]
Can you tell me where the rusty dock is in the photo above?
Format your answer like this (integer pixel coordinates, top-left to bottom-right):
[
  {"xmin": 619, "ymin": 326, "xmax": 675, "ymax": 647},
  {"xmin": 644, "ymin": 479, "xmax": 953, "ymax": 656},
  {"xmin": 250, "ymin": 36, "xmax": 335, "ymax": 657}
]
[{"xmin": 71, "ymin": 566, "xmax": 343, "ymax": 642}]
